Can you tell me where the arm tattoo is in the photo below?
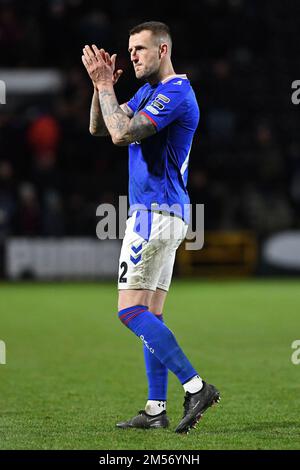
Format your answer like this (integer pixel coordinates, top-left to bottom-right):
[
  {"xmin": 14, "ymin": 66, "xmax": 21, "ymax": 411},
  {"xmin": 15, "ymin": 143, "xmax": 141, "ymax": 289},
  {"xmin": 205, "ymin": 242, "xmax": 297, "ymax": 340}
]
[
  {"xmin": 89, "ymin": 89, "xmax": 109, "ymax": 136},
  {"xmin": 128, "ymin": 113, "xmax": 156, "ymax": 142},
  {"xmin": 89, "ymin": 91, "xmax": 132, "ymax": 137},
  {"xmin": 98, "ymin": 87, "xmax": 156, "ymax": 145}
]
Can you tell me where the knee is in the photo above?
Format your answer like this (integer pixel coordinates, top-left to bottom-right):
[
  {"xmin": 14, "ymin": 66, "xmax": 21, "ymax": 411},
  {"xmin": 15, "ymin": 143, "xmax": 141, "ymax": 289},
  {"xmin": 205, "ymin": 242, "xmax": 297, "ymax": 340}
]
[
  {"xmin": 118, "ymin": 290, "xmax": 152, "ymax": 312},
  {"xmin": 149, "ymin": 306, "xmax": 161, "ymax": 316},
  {"xmin": 118, "ymin": 305, "xmax": 148, "ymax": 327}
]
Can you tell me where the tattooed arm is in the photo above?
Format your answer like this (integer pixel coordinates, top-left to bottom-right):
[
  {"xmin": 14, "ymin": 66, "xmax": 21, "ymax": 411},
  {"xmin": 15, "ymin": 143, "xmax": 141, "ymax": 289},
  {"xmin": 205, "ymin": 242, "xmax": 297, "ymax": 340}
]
[
  {"xmin": 82, "ymin": 45, "xmax": 156, "ymax": 144},
  {"xmin": 82, "ymin": 45, "xmax": 130, "ymax": 137},
  {"xmin": 89, "ymin": 87, "xmax": 107, "ymax": 136},
  {"xmin": 98, "ymin": 84, "xmax": 156, "ymax": 146},
  {"xmin": 89, "ymin": 87, "xmax": 133, "ymax": 136}
]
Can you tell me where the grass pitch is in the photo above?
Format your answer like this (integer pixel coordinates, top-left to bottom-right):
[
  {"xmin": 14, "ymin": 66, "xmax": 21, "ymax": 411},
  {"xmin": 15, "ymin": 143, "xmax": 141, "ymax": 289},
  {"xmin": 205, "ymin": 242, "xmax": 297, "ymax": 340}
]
[{"xmin": 0, "ymin": 280, "xmax": 300, "ymax": 450}]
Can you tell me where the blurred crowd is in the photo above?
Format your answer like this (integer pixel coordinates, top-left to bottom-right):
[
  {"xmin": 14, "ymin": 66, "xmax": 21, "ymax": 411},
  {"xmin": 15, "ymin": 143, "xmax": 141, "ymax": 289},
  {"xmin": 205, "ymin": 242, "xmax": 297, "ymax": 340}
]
[{"xmin": 0, "ymin": 0, "xmax": 300, "ymax": 242}]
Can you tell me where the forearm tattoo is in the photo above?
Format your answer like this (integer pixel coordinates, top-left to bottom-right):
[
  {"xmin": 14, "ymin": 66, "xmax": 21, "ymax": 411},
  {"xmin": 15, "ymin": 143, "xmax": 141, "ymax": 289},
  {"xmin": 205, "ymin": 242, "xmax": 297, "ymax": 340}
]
[
  {"xmin": 99, "ymin": 89, "xmax": 129, "ymax": 131},
  {"xmin": 90, "ymin": 90, "xmax": 108, "ymax": 136},
  {"xmin": 98, "ymin": 88, "xmax": 156, "ymax": 144}
]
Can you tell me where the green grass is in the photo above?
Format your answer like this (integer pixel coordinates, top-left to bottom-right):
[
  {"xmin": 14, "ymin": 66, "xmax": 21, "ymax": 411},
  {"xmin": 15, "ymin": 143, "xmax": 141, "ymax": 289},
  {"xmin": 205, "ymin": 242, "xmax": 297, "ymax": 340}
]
[{"xmin": 0, "ymin": 280, "xmax": 300, "ymax": 450}]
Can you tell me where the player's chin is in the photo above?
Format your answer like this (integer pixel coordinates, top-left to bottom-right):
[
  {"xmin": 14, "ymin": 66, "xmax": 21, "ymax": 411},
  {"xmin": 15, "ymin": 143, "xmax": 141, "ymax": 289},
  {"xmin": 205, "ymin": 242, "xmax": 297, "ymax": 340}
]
[{"xmin": 135, "ymin": 70, "xmax": 144, "ymax": 79}]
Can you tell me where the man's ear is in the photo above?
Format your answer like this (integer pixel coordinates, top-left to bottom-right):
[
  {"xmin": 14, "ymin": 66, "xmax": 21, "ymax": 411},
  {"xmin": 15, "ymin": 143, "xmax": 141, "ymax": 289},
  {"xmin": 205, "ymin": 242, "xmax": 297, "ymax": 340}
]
[{"xmin": 159, "ymin": 43, "xmax": 168, "ymax": 58}]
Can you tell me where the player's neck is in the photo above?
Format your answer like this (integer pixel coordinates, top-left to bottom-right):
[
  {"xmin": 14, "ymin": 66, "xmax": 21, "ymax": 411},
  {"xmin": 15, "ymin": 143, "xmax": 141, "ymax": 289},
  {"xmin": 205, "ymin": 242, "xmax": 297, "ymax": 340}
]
[{"xmin": 148, "ymin": 62, "xmax": 175, "ymax": 86}]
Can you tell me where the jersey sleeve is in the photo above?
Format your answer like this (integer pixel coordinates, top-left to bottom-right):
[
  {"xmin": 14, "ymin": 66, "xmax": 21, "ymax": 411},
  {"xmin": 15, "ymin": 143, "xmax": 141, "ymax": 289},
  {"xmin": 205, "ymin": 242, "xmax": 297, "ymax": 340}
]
[
  {"xmin": 139, "ymin": 80, "xmax": 190, "ymax": 131},
  {"xmin": 127, "ymin": 88, "xmax": 142, "ymax": 113}
]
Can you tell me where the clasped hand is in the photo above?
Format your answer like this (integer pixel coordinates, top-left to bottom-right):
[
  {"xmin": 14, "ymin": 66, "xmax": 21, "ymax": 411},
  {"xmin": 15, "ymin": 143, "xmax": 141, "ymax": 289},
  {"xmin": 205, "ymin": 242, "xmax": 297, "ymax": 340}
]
[{"xmin": 82, "ymin": 45, "xmax": 123, "ymax": 88}]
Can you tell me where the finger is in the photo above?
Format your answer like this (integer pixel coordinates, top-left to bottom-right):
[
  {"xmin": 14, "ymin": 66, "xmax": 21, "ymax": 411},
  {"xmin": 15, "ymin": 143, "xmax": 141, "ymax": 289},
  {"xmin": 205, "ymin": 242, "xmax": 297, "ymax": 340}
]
[
  {"xmin": 99, "ymin": 48, "xmax": 106, "ymax": 61},
  {"xmin": 111, "ymin": 53, "xmax": 117, "ymax": 69},
  {"xmin": 82, "ymin": 55, "xmax": 89, "ymax": 68},
  {"xmin": 91, "ymin": 44, "xmax": 100, "ymax": 60},
  {"xmin": 84, "ymin": 45, "xmax": 95, "ymax": 59},
  {"xmin": 83, "ymin": 48, "xmax": 94, "ymax": 64},
  {"xmin": 113, "ymin": 69, "xmax": 123, "ymax": 84},
  {"xmin": 105, "ymin": 52, "xmax": 111, "ymax": 65},
  {"xmin": 91, "ymin": 44, "xmax": 99, "ymax": 53},
  {"xmin": 94, "ymin": 48, "xmax": 106, "ymax": 63}
]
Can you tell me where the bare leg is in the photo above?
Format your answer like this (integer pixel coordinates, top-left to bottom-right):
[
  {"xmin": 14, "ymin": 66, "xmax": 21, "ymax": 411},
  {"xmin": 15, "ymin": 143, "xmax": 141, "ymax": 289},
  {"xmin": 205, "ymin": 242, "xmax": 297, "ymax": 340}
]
[
  {"xmin": 118, "ymin": 289, "xmax": 153, "ymax": 311},
  {"xmin": 149, "ymin": 288, "xmax": 168, "ymax": 315}
]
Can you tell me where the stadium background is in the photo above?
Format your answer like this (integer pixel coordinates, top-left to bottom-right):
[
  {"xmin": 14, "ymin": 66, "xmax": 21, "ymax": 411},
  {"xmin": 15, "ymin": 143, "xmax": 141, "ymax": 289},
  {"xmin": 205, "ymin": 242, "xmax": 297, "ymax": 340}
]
[{"xmin": 0, "ymin": 0, "xmax": 300, "ymax": 451}]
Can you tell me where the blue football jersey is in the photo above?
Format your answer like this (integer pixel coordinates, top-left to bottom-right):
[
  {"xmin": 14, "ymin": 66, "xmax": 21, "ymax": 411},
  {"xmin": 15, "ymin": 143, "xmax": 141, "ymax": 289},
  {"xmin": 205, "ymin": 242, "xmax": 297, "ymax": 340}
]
[{"xmin": 127, "ymin": 74, "xmax": 200, "ymax": 223}]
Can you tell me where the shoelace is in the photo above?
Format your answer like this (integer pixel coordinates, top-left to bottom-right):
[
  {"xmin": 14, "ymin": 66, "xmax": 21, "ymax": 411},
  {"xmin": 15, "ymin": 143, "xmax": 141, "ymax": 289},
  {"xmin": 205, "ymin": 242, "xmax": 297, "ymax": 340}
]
[{"xmin": 182, "ymin": 393, "xmax": 192, "ymax": 417}]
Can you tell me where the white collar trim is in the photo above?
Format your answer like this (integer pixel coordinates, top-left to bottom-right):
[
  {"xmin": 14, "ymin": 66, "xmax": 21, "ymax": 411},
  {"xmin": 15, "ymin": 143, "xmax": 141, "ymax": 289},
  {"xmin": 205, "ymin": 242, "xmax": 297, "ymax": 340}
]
[{"xmin": 161, "ymin": 74, "xmax": 188, "ymax": 84}]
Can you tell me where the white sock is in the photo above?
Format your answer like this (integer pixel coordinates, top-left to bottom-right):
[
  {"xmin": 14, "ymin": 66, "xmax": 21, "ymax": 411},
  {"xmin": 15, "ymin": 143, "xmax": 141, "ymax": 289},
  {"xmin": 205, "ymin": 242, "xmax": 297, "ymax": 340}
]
[
  {"xmin": 145, "ymin": 400, "xmax": 166, "ymax": 416},
  {"xmin": 183, "ymin": 375, "xmax": 203, "ymax": 394}
]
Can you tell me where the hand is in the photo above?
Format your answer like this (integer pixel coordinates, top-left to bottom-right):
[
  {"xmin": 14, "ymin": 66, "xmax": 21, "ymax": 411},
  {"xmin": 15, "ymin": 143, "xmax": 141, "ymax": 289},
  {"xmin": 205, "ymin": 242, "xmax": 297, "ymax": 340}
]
[
  {"xmin": 82, "ymin": 45, "xmax": 123, "ymax": 88},
  {"xmin": 108, "ymin": 51, "xmax": 123, "ymax": 86}
]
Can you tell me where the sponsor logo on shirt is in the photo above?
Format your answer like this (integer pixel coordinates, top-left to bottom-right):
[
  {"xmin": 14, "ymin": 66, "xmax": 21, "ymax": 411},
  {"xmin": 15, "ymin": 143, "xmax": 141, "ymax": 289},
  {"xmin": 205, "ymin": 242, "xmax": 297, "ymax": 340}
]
[
  {"xmin": 146, "ymin": 105, "xmax": 159, "ymax": 115},
  {"xmin": 157, "ymin": 94, "xmax": 170, "ymax": 103},
  {"xmin": 146, "ymin": 94, "xmax": 170, "ymax": 115}
]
